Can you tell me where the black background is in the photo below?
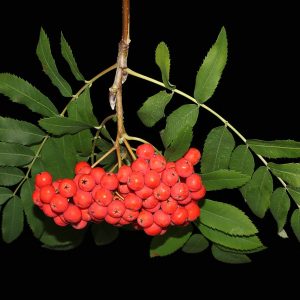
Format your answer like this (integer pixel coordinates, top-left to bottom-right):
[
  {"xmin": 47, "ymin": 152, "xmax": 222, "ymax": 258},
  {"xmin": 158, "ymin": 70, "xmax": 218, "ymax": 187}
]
[{"xmin": 0, "ymin": 1, "xmax": 299, "ymax": 285}]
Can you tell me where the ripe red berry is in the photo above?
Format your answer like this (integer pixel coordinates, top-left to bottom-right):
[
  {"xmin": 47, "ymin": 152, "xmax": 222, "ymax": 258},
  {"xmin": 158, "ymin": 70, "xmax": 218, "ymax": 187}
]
[
  {"xmin": 42, "ymin": 204, "xmax": 58, "ymax": 218},
  {"xmin": 131, "ymin": 158, "xmax": 150, "ymax": 174},
  {"xmin": 32, "ymin": 189, "xmax": 43, "ymax": 207},
  {"xmin": 137, "ymin": 210, "xmax": 154, "ymax": 228},
  {"xmin": 122, "ymin": 209, "xmax": 139, "ymax": 222},
  {"xmin": 145, "ymin": 202, "xmax": 161, "ymax": 213},
  {"xmin": 93, "ymin": 188, "xmax": 113, "ymax": 206},
  {"xmin": 105, "ymin": 214, "xmax": 121, "ymax": 225},
  {"xmin": 144, "ymin": 222, "xmax": 162, "ymax": 236},
  {"xmin": 153, "ymin": 182, "xmax": 171, "ymax": 201},
  {"xmin": 161, "ymin": 198, "xmax": 178, "ymax": 214},
  {"xmin": 149, "ymin": 154, "xmax": 166, "ymax": 172},
  {"xmin": 89, "ymin": 202, "xmax": 108, "ymax": 220},
  {"xmin": 119, "ymin": 218, "xmax": 130, "ymax": 225},
  {"xmin": 177, "ymin": 194, "xmax": 192, "ymax": 205},
  {"xmin": 161, "ymin": 168, "xmax": 179, "ymax": 186},
  {"xmin": 144, "ymin": 170, "xmax": 161, "ymax": 189},
  {"xmin": 50, "ymin": 194, "xmax": 69, "ymax": 213},
  {"xmin": 74, "ymin": 161, "xmax": 90, "ymax": 175},
  {"xmin": 63, "ymin": 204, "xmax": 82, "ymax": 223},
  {"xmin": 186, "ymin": 173, "xmax": 202, "ymax": 191},
  {"xmin": 171, "ymin": 206, "xmax": 188, "ymax": 225},
  {"xmin": 53, "ymin": 215, "xmax": 68, "ymax": 227},
  {"xmin": 117, "ymin": 165, "xmax": 132, "ymax": 183},
  {"xmin": 184, "ymin": 148, "xmax": 201, "ymax": 166},
  {"xmin": 165, "ymin": 161, "xmax": 176, "ymax": 169},
  {"xmin": 127, "ymin": 171, "xmax": 144, "ymax": 191},
  {"xmin": 136, "ymin": 143, "xmax": 155, "ymax": 160},
  {"xmin": 101, "ymin": 173, "xmax": 119, "ymax": 190},
  {"xmin": 90, "ymin": 167, "xmax": 105, "ymax": 184},
  {"xmin": 185, "ymin": 201, "xmax": 201, "ymax": 221},
  {"xmin": 81, "ymin": 208, "xmax": 92, "ymax": 221},
  {"xmin": 59, "ymin": 178, "xmax": 77, "ymax": 198},
  {"xmin": 40, "ymin": 185, "xmax": 56, "ymax": 204},
  {"xmin": 118, "ymin": 184, "xmax": 130, "ymax": 195},
  {"xmin": 72, "ymin": 220, "xmax": 88, "ymax": 230},
  {"xmin": 153, "ymin": 210, "xmax": 171, "ymax": 228},
  {"xmin": 73, "ymin": 190, "xmax": 93, "ymax": 209},
  {"xmin": 175, "ymin": 158, "xmax": 194, "ymax": 178},
  {"xmin": 135, "ymin": 185, "xmax": 153, "ymax": 199},
  {"xmin": 171, "ymin": 182, "xmax": 190, "ymax": 200},
  {"xmin": 35, "ymin": 171, "xmax": 52, "ymax": 188},
  {"xmin": 124, "ymin": 193, "xmax": 143, "ymax": 211},
  {"xmin": 190, "ymin": 185, "xmax": 206, "ymax": 201},
  {"xmin": 107, "ymin": 200, "xmax": 126, "ymax": 218},
  {"xmin": 142, "ymin": 195, "xmax": 159, "ymax": 209},
  {"xmin": 78, "ymin": 174, "xmax": 96, "ymax": 192}
]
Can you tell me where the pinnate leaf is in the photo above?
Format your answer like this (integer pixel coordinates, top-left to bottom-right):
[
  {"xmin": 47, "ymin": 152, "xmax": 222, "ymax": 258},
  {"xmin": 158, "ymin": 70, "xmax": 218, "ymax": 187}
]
[
  {"xmin": 0, "ymin": 73, "xmax": 58, "ymax": 117},
  {"xmin": 0, "ymin": 142, "xmax": 34, "ymax": 166},
  {"xmin": 182, "ymin": 234, "xmax": 209, "ymax": 254},
  {"xmin": 248, "ymin": 139, "xmax": 300, "ymax": 159},
  {"xmin": 290, "ymin": 209, "xmax": 300, "ymax": 242},
  {"xmin": 240, "ymin": 166, "xmax": 273, "ymax": 218},
  {"xmin": 137, "ymin": 91, "xmax": 173, "ymax": 127},
  {"xmin": 201, "ymin": 126, "xmax": 235, "ymax": 173},
  {"xmin": 211, "ymin": 244, "xmax": 251, "ymax": 264},
  {"xmin": 287, "ymin": 186, "xmax": 300, "ymax": 206},
  {"xmin": 0, "ymin": 167, "xmax": 24, "ymax": 186},
  {"xmin": 155, "ymin": 42, "xmax": 175, "ymax": 89},
  {"xmin": 61, "ymin": 33, "xmax": 84, "ymax": 81},
  {"xmin": 270, "ymin": 187, "xmax": 290, "ymax": 233},
  {"xmin": 229, "ymin": 145, "xmax": 255, "ymax": 176},
  {"xmin": 194, "ymin": 27, "xmax": 227, "ymax": 103},
  {"xmin": 2, "ymin": 196, "xmax": 24, "ymax": 243},
  {"xmin": 201, "ymin": 169, "xmax": 250, "ymax": 191},
  {"xmin": 199, "ymin": 199, "xmax": 258, "ymax": 236},
  {"xmin": 92, "ymin": 222, "xmax": 119, "ymax": 246},
  {"xmin": 150, "ymin": 224, "xmax": 192, "ymax": 257},
  {"xmin": 0, "ymin": 187, "xmax": 13, "ymax": 205},
  {"xmin": 36, "ymin": 28, "xmax": 72, "ymax": 97}
]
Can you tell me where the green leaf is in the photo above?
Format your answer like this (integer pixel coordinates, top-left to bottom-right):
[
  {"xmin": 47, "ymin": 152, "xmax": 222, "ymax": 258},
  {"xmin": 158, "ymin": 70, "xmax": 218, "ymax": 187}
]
[
  {"xmin": 268, "ymin": 162, "xmax": 300, "ymax": 188},
  {"xmin": 216, "ymin": 244, "xmax": 266, "ymax": 254},
  {"xmin": 0, "ymin": 117, "xmax": 46, "ymax": 145},
  {"xmin": 199, "ymin": 199, "xmax": 258, "ymax": 236},
  {"xmin": 155, "ymin": 42, "xmax": 175, "ymax": 90},
  {"xmin": 248, "ymin": 139, "xmax": 300, "ymax": 159},
  {"xmin": 40, "ymin": 218, "xmax": 85, "ymax": 250},
  {"xmin": 161, "ymin": 104, "xmax": 199, "ymax": 159},
  {"xmin": 194, "ymin": 27, "xmax": 227, "ymax": 103},
  {"xmin": 91, "ymin": 222, "xmax": 119, "ymax": 246},
  {"xmin": 201, "ymin": 169, "xmax": 250, "ymax": 191},
  {"xmin": 270, "ymin": 187, "xmax": 290, "ymax": 233},
  {"xmin": 39, "ymin": 116, "xmax": 91, "ymax": 135},
  {"xmin": 164, "ymin": 125, "xmax": 193, "ymax": 161},
  {"xmin": 240, "ymin": 166, "xmax": 273, "ymax": 218},
  {"xmin": 0, "ymin": 167, "xmax": 24, "ymax": 186},
  {"xmin": 72, "ymin": 129, "xmax": 93, "ymax": 157},
  {"xmin": 0, "ymin": 187, "xmax": 13, "ymax": 205},
  {"xmin": 150, "ymin": 224, "xmax": 192, "ymax": 257},
  {"xmin": 287, "ymin": 186, "xmax": 300, "ymax": 206},
  {"xmin": 182, "ymin": 233, "xmax": 209, "ymax": 254},
  {"xmin": 137, "ymin": 91, "xmax": 173, "ymax": 127},
  {"xmin": 20, "ymin": 179, "xmax": 44, "ymax": 239},
  {"xmin": 36, "ymin": 28, "xmax": 72, "ymax": 97},
  {"xmin": 0, "ymin": 142, "xmax": 34, "ymax": 167},
  {"xmin": 199, "ymin": 224, "xmax": 264, "ymax": 251},
  {"xmin": 39, "ymin": 136, "xmax": 77, "ymax": 179},
  {"xmin": 229, "ymin": 145, "xmax": 255, "ymax": 176},
  {"xmin": 290, "ymin": 209, "xmax": 300, "ymax": 242},
  {"xmin": 2, "ymin": 196, "xmax": 24, "ymax": 243},
  {"xmin": 201, "ymin": 126, "xmax": 235, "ymax": 173},
  {"xmin": 67, "ymin": 89, "xmax": 98, "ymax": 127},
  {"xmin": 211, "ymin": 244, "xmax": 251, "ymax": 264},
  {"xmin": 0, "ymin": 73, "xmax": 58, "ymax": 117},
  {"xmin": 61, "ymin": 33, "xmax": 84, "ymax": 81}
]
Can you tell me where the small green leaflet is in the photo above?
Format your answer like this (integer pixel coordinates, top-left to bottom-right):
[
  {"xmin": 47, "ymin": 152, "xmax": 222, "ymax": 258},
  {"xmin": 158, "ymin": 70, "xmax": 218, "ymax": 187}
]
[
  {"xmin": 72, "ymin": 129, "xmax": 93, "ymax": 157},
  {"xmin": 21, "ymin": 179, "xmax": 44, "ymax": 239},
  {"xmin": 0, "ymin": 142, "xmax": 34, "ymax": 167},
  {"xmin": 199, "ymin": 199, "xmax": 258, "ymax": 236},
  {"xmin": 0, "ymin": 167, "xmax": 24, "ymax": 186},
  {"xmin": 2, "ymin": 196, "xmax": 24, "ymax": 243},
  {"xmin": 61, "ymin": 33, "xmax": 84, "ymax": 81},
  {"xmin": 248, "ymin": 139, "xmax": 300, "ymax": 159},
  {"xmin": 0, "ymin": 187, "xmax": 13, "ymax": 205},
  {"xmin": 0, "ymin": 117, "xmax": 46, "ymax": 145},
  {"xmin": 290, "ymin": 209, "xmax": 300, "ymax": 242},
  {"xmin": 268, "ymin": 162, "xmax": 300, "ymax": 188},
  {"xmin": 199, "ymin": 224, "xmax": 264, "ymax": 251},
  {"xmin": 161, "ymin": 104, "xmax": 199, "ymax": 161},
  {"xmin": 270, "ymin": 188, "xmax": 290, "ymax": 233},
  {"xmin": 155, "ymin": 42, "xmax": 175, "ymax": 90},
  {"xmin": 201, "ymin": 126, "xmax": 235, "ymax": 173},
  {"xmin": 216, "ymin": 243, "xmax": 266, "ymax": 254},
  {"xmin": 201, "ymin": 169, "xmax": 250, "ymax": 191},
  {"xmin": 67, "ymin": 89, "xmax": 98, "ymax": 127},
  {"xmin": 287, "ymin": 186, "xmax": 300, "ymax": 206},
  {"xmin": 36, "ymin": 28, "xmax": 72, "ymax": 97},
  {"xmin": 229, "ymin": 145, "xmax": 255, "ymax": 176},
  {"xmin": 240, "ymin": 166, "xmax": 273, "ymax": 218},
  {"xmin": 211, "ymin": 244, "xmax": 251, "ymax": 264},
  {"xmin": 194, "ymin": 27, "xmax": 227, "ymax": 103},
  {"xmin": 0, "ymin": 73, "xmax": 58, "ymax": 117},
  {"xmin": 137, "ymin": 91, "xmax": 173, "ymax": 127},
  {"xmin": 39, "ymin": 116, "xmax": 92, "ymax": 135},
  {"xmin": 182, "ymin": 234, "xmax": 209, "ymax": 254},
  {"xmin": 91, "ymin": 222, "xmax": 119, "ymax": 246},
  {"xmin": 150, "ymin": 224, "xmax": 192, "ymax": 257}
]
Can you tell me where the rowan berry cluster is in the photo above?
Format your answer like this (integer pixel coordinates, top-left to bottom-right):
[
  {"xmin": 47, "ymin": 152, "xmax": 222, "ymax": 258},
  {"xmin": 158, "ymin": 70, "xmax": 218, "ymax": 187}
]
[{"xmin": 32, "ymin": 144, "xmax": 206, "ymax": 236}]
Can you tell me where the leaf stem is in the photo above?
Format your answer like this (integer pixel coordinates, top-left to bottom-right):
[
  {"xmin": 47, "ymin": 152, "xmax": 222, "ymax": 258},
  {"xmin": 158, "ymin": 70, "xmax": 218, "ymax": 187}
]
[
  {"xmin": 91, "ymin": 146, "xmax": 116, "ymax": 168},
  {"xmin": 126, "ymin": 67, "xmax": 287, "ymax": 189},
  {"xmin": 122, "ymin": 137, "xmax": 136, "ymax": 160}
]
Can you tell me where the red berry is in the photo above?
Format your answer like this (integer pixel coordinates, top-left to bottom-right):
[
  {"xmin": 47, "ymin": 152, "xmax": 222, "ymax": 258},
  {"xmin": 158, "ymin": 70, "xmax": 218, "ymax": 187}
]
[
  {"xmin": 107, "ymin": 200, "xmax": 126, "ymax": 218},
  {"xmin": 122, "ymin": 209, "xmax": 139, "ymax": 222},
  {"xmin": 59, "ymin": 178, "xmax": 77, "ymax": 198},
  {"xmin": 40, "ymin": 185, "xmax": 55, "ymax": 204},
  {"xmin": 171, "ymin": 182, "xmax": 190, "ymax": 200},
  {"xmin": 177, "ymin": 194, "xmax": 192, "ymax": 205},
  {"xmin": 144, "ymin": 202, "xmax": 161, "ymax": 213},
  {"xmin": 136, "ymin": 143, "xmax": 155, "ymax": 160},
  {"xmin": 63, "ymin": 204, "xmax": 82, "ymax": 223},
  {"xmin": 137, "ymin": 210, "xmax": 154, "ymax": 228},
  {"xmin": 119, "ymin": 218, "xmax": 130, "ymax": 225},
  {"xmin": 89, "ymin": 202, "xmax": 107, "ymax": 220},
  {"xmin": 93, "ymin": 188, "xmax": 113, "ymax": 206},
  {"xmin": 184, "ymin": 148, "xmax": 201, "ymax": 166},
  {"xmin": 75, "ymin": 161, "xmax": 90, "ymax": 174},
  {"xmin": 131, "ymin": 158, "xmax": 150, "ymax": 174},
  {"xmin": 90, "ymin": 167, "xmax": 105, "ymax": 184},
  {"xmin": 73, "ymin": 190, "xmax": 93, "ymax": 209},
  {"xmin": 117, "ymin": 165, "xmax": 132, "ymax": 183},
  {"xmin": 161, "ymin": 198, "xmax": 178, "ymax": 214},
  {"xmin": 144, "ymin": 170, "xmax": 161, "ymax": 189},
  {"xmin": 72, "ymin": 220, "xmax": 88, "ymax": 230},
  {"xmin": 42, "ymin": 204, "xmax": 58, "ymax": 218},
  {"xmin": 144, "ymin": 222, "xmax": 162, "ymax": 236},
  {"xmin": 81, "ymin": 208, "xmax": 92, "ymax": 221},
  {"xmin": 165, "ymin": 162, "xmax": 176, "ymax": 169},
  {"xmin": 186, "ymin": 173, "xmax": 202, "ymax": 191},
  {"xmin": 153, "ymin": 183, "xmax": 171, "ymax": 201},
  {"xmin": 105, "ymin": 214, "xmax": 121, "ymax": 225},
  {"xmin": 175, "ymin": 158, "xmax": 194, "ymax": 178},
  {"xmin": 50, "ymin": 194, "xmax": 69, "ymax": 213},
  {"xmin": 118, "ymin": 184, "xmax": 130, "ymax": 195},
  {"xmin": 124, "ymin": 193, "xmax": 143, "ymax": 211},
  {"xmin": 153, "ymin": 210, "xmax": 171, "ymax": 227},
  {"xmin": 135, "ymin": 185, "xmax": 153, "ymax": 199},
  {"xmin": 190, "ymin": 185, "xmax": 206, "ymax": 201},
  {"xmin": 127, "ymin": 172, "xmax": 144, "ymax": 191},
  {"xmin": 161, "ymin": 168, "xmax": 179, "ymax": 186},
  {"xmin": 52, "ymin": 179, "xmax": 61, "ymax": 193},
  {"xmin": 35, "ymin": 171, "xmax": 52, "ymax": 188},
  {"xmin": 171, "ymin": 207, "xmax": 188, "ymax": 225},
  {"xmin": 53, "ymin": 215, "xmax": 69, "ymax": 227},
  {"xmin": 142, "ymin": 195, "xmax": 159, "ymax": 209},
  {"xmin": 101, "ymin": 173, "xmax": 119, "ymax": 190},
  {"xmin": 185, "ymin": 201, "xmax": 201, "ymax": 221},
  {"xmin": 78, "ymin": 174, "xmax": 96, "ymax": 192},
  {"xmin": 149, "ymin": 154, "xmax": 166, "ymax": 172},
  {"xmin": 32, "ymin": 189, "xmax": 43, "ymax": 207}
]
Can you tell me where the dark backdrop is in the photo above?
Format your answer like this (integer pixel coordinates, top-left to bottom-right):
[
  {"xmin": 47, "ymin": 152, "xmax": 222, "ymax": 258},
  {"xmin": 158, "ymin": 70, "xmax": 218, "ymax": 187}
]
[{"xmin": 0, "ymin": 0, "xmax": 299, "ymax": 285}]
